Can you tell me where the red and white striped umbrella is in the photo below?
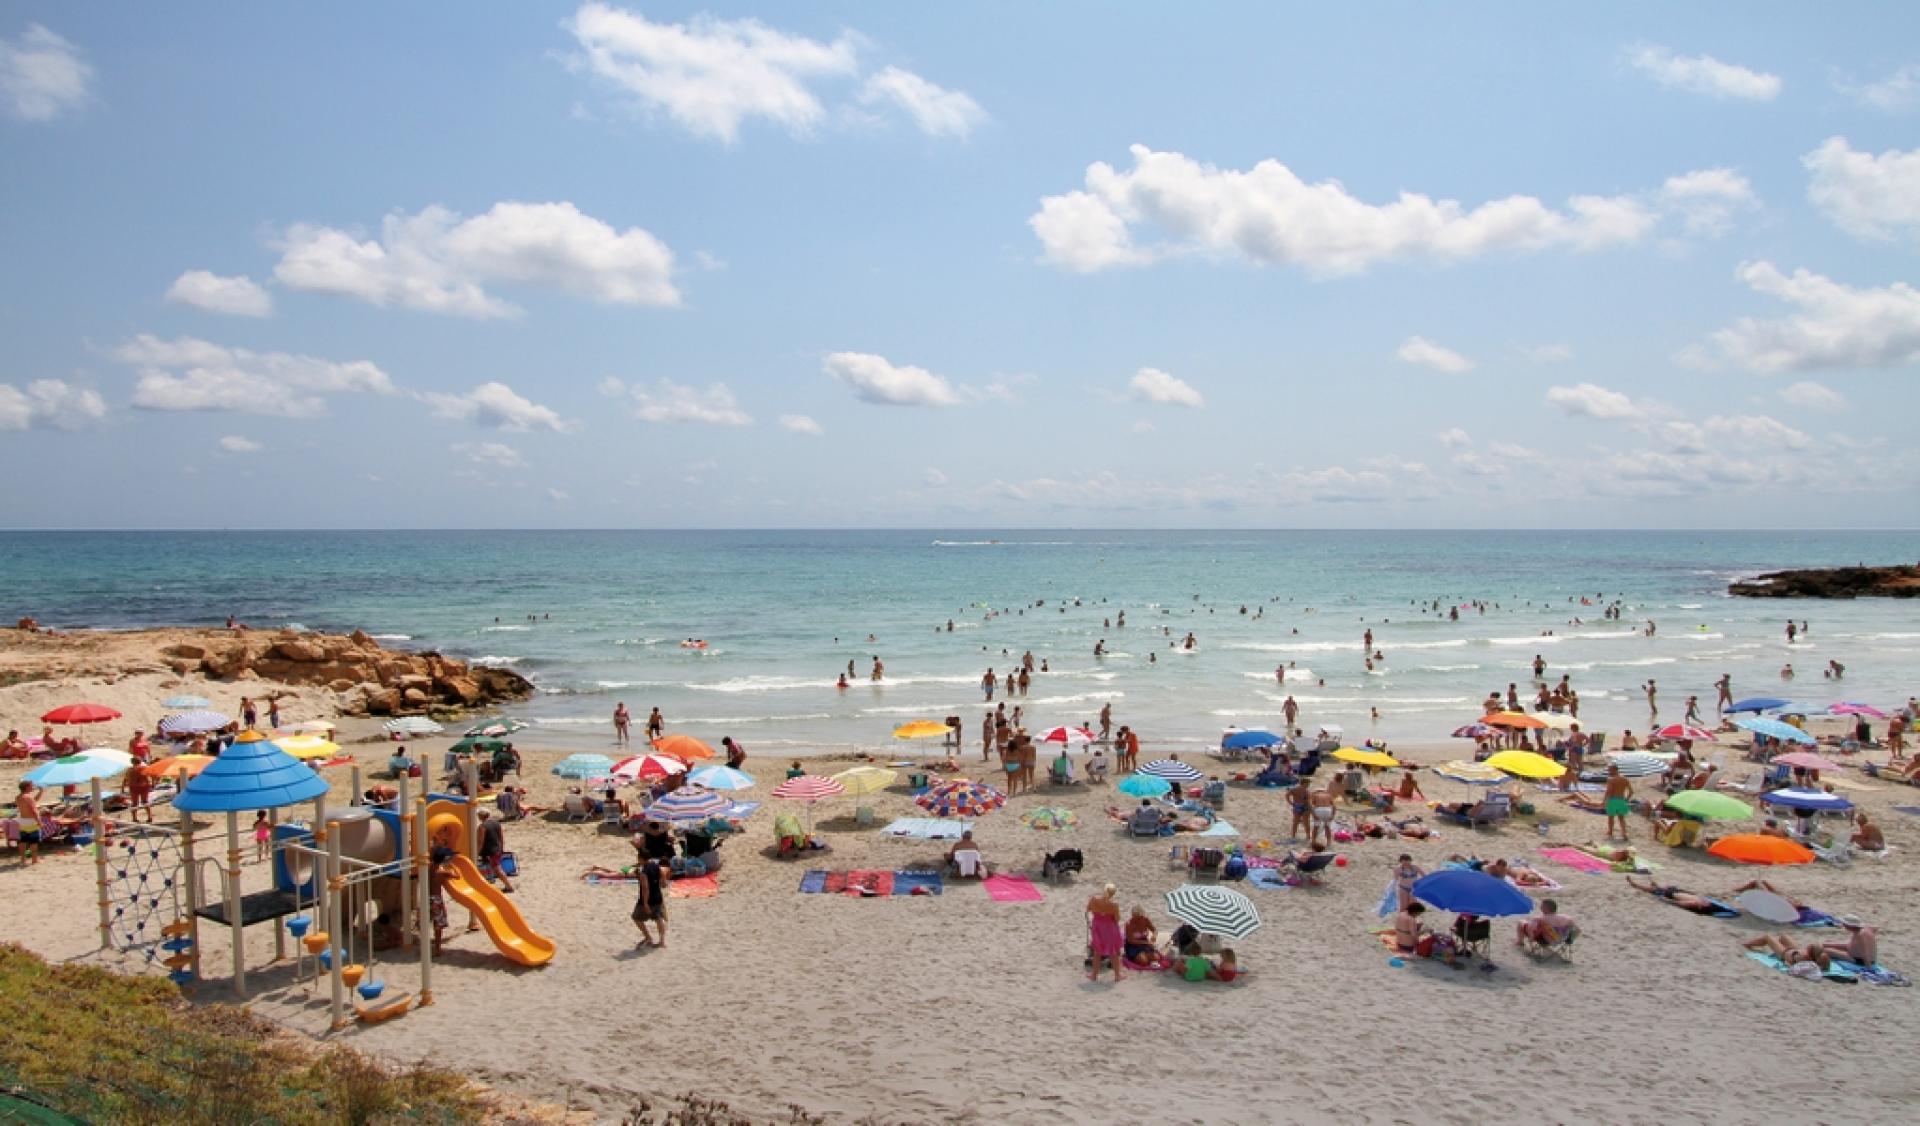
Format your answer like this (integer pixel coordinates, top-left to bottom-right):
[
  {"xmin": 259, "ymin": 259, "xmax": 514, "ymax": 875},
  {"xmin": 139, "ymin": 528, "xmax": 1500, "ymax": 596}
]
[
  {"xmin": 772, "ymin": 774, "xmax": 846, "ymax": 802},
  {"xmin": 1035, "ymin": 725, "xmax": 1097, "ymax": 746},
  {"xmin": 1652, "ymin": 724, "xmax": 1718, "ymax": 742},
  {"xmin": 611, "ymin": 753, "xmax": 689, "ymax": 781}
]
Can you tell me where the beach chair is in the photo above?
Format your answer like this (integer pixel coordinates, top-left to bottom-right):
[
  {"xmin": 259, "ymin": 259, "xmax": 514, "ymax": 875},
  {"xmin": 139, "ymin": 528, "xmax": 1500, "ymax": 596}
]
[
  {"xmin": 1586, "ymin": 733, "xmax": 1607, "ymax": 756},
  {"xmin": 1048, "ymin": 759, "xmax": 1077, "ymax": 786},
  {"xmin": 1453, "ymin": 914, "xmax": 1493, "ymax": 962},
  {"xmin": 1521, "ymin": 921, "xmax": 1578, "ymax": 962},
  {"xmin": 1129, "ymin": 806, "xmax": 1165, "ymax": 837},
  {"xmin": 1041, "ymin": 847, "xmax": 1084, "ymax": 882},
  {"xmin": 1280, "ymin": 851, "xmax": 1338, "ymax": 886},
  {"xmin": 562, "ymin": 794, "xmax": 596, "ymax": 823},
  {"xmin": 948, "ymin": 849, "xmax": 988, "ymax": 879},
  {"xmin": 1188, "ymin": 847, "xmax": 1226, "ymax": 880},
  {"xmin": 1434, "ymin": 793, "xmax": 1512, "ymax": 828},
  {"xmin": 1201, "ymin": 779, "xmax": 1227, "ymax": 810}
]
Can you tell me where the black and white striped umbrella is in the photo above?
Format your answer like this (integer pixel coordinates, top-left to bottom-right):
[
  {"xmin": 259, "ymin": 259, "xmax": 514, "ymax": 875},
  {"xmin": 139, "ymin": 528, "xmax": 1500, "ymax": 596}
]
[
  {"xmin": 159, "ymin": 710, "xmax": 231, "ymax": 735},
  {"xmin": 1139, "ymin": 758, "xmax": 1203, "ymax": 782},
  {"xmin": 1164, "ymin": 885, "xmax": 1261, "ymax": 938}
]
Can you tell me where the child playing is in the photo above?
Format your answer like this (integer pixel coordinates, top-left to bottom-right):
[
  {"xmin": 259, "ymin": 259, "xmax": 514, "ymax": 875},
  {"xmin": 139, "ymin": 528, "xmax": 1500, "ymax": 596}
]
[{"xmin": 252, "ymin": 811, "xmax": 271, "ymax": 862}]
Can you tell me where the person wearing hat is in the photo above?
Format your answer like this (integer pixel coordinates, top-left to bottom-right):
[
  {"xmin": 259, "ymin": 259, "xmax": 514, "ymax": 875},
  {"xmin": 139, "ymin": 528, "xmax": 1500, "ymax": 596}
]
[{"xmin": 1823, "ymin": 916, "xmax": 1877, "ymax": 967}]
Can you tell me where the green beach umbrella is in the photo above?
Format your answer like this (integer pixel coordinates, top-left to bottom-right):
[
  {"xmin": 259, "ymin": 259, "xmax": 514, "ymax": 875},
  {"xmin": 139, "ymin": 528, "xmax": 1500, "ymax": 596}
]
[{"xmin": 1665, "ymin": 790, "xmax": 1753, "ymax": 821}]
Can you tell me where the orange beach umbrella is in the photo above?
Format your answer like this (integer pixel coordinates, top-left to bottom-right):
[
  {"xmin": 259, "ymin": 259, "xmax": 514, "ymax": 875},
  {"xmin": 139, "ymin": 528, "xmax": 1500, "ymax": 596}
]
[
  {"xmin": 1483, "ymin": 712, "xmax": 1546, "ymax": 731},
  {"xmin": 651, "ymin": 734, "xmax": 716, "ymax": 762},
  {"xmin": 1708, "ymin": 835, "xmax": 1816, "ymax": 866}
]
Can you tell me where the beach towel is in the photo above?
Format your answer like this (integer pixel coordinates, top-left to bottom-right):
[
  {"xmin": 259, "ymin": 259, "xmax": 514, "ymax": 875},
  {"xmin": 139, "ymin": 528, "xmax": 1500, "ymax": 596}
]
[
  {"xmin": 881, "ymin": 817, "xmax": 973, "ymax": 840},
  {"xmin": 1745, "ymin": 951, "xmax": 1857, "ymax": 982},
  {"xmin": 892, "ymin": 870, "xmax": 944, "ymax": 896},
  {"xmin": 798, "ymin": 870, "xmax": 829, "ymax": 894},
  {"xmin": 1892, "ymin": 806, "xmax": 1920, "ymax": 818},
  {"xmin": 1195, "ymin": 820, "xmax": 1238, "ymax": 837},
  {"xmin": 582, "ymin": 869, "xmax": 639, "ymax": 887},
  {"xmin": 841, "ymin": 870, "xmax": 893, "ymax": 897},
  {"xmin": 726, "ymin": 801, "xmax": 761, "ymax": 819},
  {"xmin": 1794, "ymin": 907, "xmax": 1840, "ymax": 928},
  {"xmin": 667, "ymin": 874, "xmax": 718, "ymax": 899},
  {"xmin": 1539, "ymin": 847, "xmax": 1612, "ymax": 874},
  {"xmin": 1832, "ymin": 959, "xmax": 1913, "ymax": 986},
  {"xmin": 1663, "ymin": 896, "xmax": 1741, "ymax": 919},
  {"xmin": 1247, "ymin": 868, "xmax": 1291, "ymax": 890},
  {"xmin": 982, "ymin": 874, "xmax": 1044, "ymax": 902}
]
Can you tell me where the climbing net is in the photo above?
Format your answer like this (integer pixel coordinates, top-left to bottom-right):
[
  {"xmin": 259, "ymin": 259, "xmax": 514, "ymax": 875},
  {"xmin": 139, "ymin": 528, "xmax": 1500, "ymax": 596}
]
[{"xmin": 102, "ymin": 825, "xmax": 188, "ymax": 969}]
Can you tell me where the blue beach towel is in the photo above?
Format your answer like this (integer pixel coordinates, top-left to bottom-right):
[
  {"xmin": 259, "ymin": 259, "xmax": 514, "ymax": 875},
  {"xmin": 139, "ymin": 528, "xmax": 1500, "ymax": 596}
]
[
  {"xmin": 1793, "ymin": 907, "xmax": 1839, "ymax": 928},
  {"xmin": 1195, "ymin": 820, "xmax": 1238, "ymax": 838},
  {"xmin": 798, "ymin": 870, "xmax": 828, "ymax": 894},
  {"xmin": 1893, "ymin": 806, "xmax": 1920, "ymax": 818},
  {"xmin": 891, "ymin": 870, "xmax": 944, "ymax": 896},
  {"xmin": 1698, "ymin": 898, "xmax": 1742, "ymax": 919},
  {"xmin": 1377, "ymin": 880, "xmax": 1399, "ymax": 918},
  {"xmin": 1746, "ymin": 951, "xmax": 1858, "ymax": 982},
  {"xmin": 1832, "ymin": 959, "xmax": 1912, "ymax": 986},
  {"xmin": 1247, "ymin": 868, "xmax": 1291, "ymax": 890}
]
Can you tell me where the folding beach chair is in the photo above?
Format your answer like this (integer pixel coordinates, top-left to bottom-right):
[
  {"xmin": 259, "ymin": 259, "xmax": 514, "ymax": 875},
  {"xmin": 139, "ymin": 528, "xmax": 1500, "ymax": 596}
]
[
  {"xmin": 1129, "ymin": 807, "xmax": 1165, "ymax": 837},
  {"xmin": 1188, "ymin": 847, "xmax": 1225, "ymax": 880},
  {"xmin": 1521, "ymin": 921, "xmax": 1578, "ymax": 962},
  {"xmin": 1453, "ymin": 914, "xmax": 1493, "ymax": 962},
  {"xmin": 1041, "ymin": 847, "xmax": 1084, "ymax": 882}
]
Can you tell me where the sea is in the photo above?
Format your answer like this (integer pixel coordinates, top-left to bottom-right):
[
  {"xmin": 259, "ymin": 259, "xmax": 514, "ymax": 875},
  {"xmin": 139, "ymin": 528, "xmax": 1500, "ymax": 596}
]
[{"xmin": 5, "ymin": 530, "xmax": 1918, "ymax": 757}]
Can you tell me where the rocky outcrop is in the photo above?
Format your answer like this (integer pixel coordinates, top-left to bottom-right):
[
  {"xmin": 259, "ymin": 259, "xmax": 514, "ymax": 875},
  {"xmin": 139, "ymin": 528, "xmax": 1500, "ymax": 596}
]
[
  {"xmin": 167, "ymin": 629, "xmax": 533, "ymax": 714},
  {"xmin": 1730, "ymin": 565, "xmax": 1920, "ymax": 599}
]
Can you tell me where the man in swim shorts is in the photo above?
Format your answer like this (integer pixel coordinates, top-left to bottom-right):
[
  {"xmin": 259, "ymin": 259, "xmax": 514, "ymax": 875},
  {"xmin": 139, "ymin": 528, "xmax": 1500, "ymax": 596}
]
[{"xmin": 1602, "ymin": 764, "xmax": 1633, "ymax": 841}]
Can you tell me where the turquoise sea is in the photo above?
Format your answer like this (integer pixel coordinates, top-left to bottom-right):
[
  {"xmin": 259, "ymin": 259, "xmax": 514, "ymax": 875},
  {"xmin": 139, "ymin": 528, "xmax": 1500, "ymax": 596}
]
[{"xmin": 4, "ymin": 530, "xmax": 1918, "ymax": 756}]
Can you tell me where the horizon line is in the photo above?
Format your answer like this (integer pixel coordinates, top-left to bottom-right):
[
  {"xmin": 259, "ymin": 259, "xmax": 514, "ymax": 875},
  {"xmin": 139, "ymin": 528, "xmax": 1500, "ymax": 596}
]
[{"xmin": 2, "ymin": 526, "xmax": 1919, "ymax": 535}]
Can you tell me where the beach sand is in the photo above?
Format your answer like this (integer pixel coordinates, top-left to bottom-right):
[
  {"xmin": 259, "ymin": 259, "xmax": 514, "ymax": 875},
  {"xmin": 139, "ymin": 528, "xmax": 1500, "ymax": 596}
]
[{"xmin": 3, "ymin": 670, "xmax": 1918, "ymax": 1123}]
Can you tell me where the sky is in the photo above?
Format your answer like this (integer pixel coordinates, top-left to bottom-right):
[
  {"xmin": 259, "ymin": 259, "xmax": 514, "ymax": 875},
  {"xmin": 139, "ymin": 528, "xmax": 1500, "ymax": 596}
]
[{"xmin": 2, "ymin": 2, "xmax": 1918, "ymax": 530}]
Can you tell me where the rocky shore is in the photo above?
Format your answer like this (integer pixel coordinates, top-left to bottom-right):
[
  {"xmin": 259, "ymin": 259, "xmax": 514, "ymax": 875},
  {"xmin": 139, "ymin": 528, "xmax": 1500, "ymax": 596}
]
[{"xmin": 1728, "ymin": 564, "xmax": 1920, "ymax": 599}]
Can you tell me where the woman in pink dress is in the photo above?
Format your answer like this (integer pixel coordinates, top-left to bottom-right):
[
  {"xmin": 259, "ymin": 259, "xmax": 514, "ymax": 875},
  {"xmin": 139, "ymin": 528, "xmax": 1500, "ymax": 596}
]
[{"xmin": 1087, "ymin": 883, "xmax": 1126, "ymax": 982}]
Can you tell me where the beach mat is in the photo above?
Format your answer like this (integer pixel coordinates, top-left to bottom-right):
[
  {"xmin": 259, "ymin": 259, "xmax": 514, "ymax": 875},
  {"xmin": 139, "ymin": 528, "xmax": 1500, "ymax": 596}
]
[
  {"xmin": 892, "ymin": 870, "xmax": 944, "ymax": 896},
  {"xmin": 983, "ymin": 874, "xmax": 1044, "ymax": 902},
  {"xmin": 1195, "ymin": 820, "xmax": 1238, "ymax": 837},
  {"xmin": 1745, "ymin": 951, "xmax": 1857, "ymax": 982},
  {"xmin": 583, "ymin": 870, "xmax": 639, "ymax": 887},
  {"xmin": 1247, "ymin": 868, "xmax": 1292, "ymax": 890},
  {"xmin": 1538, "ymin": 847, "xmax": 1612, "ymax": 874},
  {"xmin": 881, "ymin": 817, "xmax": 973, "ymax": 840},
  {"xmin": 667, "ymin": 874, "xmax": 718, "ymax": 899},
  {"xmin": 1893, "ymin": 806, "xmax": 1920, "ymax": 818},
  {"xmin": 798, "ymin": 869, "xmax": 828, "ymax": 894},
  {"xmin": 1833, "ymin": 959, "xmax": 1912, "ymax": 986}
]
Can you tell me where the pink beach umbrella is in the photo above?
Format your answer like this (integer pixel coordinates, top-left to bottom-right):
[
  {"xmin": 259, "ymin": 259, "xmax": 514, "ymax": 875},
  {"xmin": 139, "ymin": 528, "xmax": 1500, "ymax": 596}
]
[
  {"xmin": 772, "ymin": 775, "xmax": 846, "ymax": 802},
  {"xmin": 1651, "ymin": 724, "xmax": 1718, "ymax": 743},
  {"xmin": 1769, "ymin": 751, "xmax": 1841, "ymax": 773},
  {"xmin": 1828, "ymin": 703, "xmax": 1887, "ymax": 719}
]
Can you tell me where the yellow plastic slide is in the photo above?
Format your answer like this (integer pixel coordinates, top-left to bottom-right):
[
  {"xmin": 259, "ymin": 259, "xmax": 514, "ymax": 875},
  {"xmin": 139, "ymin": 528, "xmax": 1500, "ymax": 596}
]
[{"xmin": 440, "ymin": 855, "xmax": 556, "ymax": 967}]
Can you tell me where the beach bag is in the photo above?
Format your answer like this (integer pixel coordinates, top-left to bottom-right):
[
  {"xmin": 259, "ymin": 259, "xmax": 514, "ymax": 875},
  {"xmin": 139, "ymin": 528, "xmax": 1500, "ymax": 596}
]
[
  {"xmin": 1416, "ymin": 935, "xmax": 1437, "ymax": 959},
  {"xmin": 496, "ymin": 852, "xmax": 519, "ymax": 878}
]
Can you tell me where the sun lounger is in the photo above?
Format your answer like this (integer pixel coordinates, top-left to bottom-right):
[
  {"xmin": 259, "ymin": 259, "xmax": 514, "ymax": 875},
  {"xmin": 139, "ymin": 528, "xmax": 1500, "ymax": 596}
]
[{"xmin": 1433, "ymin": 793, "xmax": 1511, "ymax": 828}]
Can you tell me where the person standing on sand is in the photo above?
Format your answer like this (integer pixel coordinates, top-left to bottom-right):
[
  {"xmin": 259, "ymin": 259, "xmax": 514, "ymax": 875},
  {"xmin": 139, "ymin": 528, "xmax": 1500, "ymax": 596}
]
[
  {"xmin": 631, "ymin": 838, "xmax": 667, "ymax": 949},
  {"xmin": 1086, "ymin": 884, "xmax": 1125, "ymax": 982},
  {"xmin": 613, "ymin": 702, "xmax": 630, "ymax": 746},
  {"xmin": 15, "ymin": 781, "xmax": 44, "ymax": 866},
  {"xmin": 1603, "ymin": 765, "xmax": 1634, "ymax": 841},
  {"xmin": 646, "ymin": 707, "xmax": 664, "ymax": 741}
]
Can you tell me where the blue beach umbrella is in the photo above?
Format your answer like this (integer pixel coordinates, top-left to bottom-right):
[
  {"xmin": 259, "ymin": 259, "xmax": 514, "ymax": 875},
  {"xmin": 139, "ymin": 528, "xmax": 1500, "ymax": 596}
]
[
  {"xmin": 1731, "ymin": 716, "xmax": 1816, "ymax": 745},
  {"xmin": 1726, "ymin": 697, "xmax": 1790, "ymax": 714},
  {"xmin": 163, "ymin": 695, "xmax": 211, "ymax": 710},
  {"xmin": 1411, "ymin": 869, "xmax": 1533, "ymax": 918},
  {"xmin": 1761, "ymin": 788, "xmax": 1855, "ymax": 813},
  {"xmin": 1222, "ymin": 730, "xmax": 1281, "ymax": 751},
  {"xmin": 552, "ymin": 753, "xmax": 616, "ymax": 779},
  {"xmin": 25, "ymin": 749, "xmax": 133, "ymax": 788},
  {"xmin": 687, "ymin": 765, "xmax": 756, "ymax": 791},
  {"xmin": 1117, "ymin": 773, "xmax": 1172, "ymax": 798},
  {"xmin": 1139, "ymin": 758, "xmax": 1204, "ymax": 782}
]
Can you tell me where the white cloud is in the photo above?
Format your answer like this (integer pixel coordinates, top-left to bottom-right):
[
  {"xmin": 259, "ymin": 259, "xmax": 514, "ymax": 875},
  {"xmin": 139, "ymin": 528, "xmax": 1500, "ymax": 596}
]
[
  {"xmin": 1437, "ymin": 427, "xmax": 1473, "ymax": 449},
  {"xmin": 622, "ymin": 378, "xmax": 751, "ymax": 425},
  {"xmin": 1518, "ymin": 343, "xmax": 1574, "ymax": 363},
  {"xmin": 1836, "ymin": 65, "xmax": 1920, "ymax": 113},
  {"xmin": 453, "ymin": 441, "xmax": 526, "ymax": 468},
  {"xmin": 1779, "ymin": 380, "xmax": 1848, "ymax": 411},
  {"xmin": 0, "ymin": 379, "xmax": 105, "ymax": 431},
  {"xmin": 990, "ymin": 458, "xmax": 1439, "ymax": 512},
  {"xmin": 1695, "ymin": 261, "xmax": 1920, "ymax": 372},
  {"xmin": 1396, "ymin": 336, "xmax": 1475, "ymax": 373},
  {"xmin": 218, "ymin": 435, "xmax": 262, "ymax": 454},
  {"xmin": 1803, "ymin": 137, "xmax": 1920, "ymax": 241},
  {"xmin": 1127, "ymin": 367, "xmax": 1204, "ymax": 407},
  {"xmin": 116, "ymin": 334, "xmax": 394, "ymax": 418},
  {"xmin": 1625, "ymin": 44, "xmax": 1781, "ymax": 101},
  {"xmin": 923, "ymin": 467, "xmax": 949, "ymax": 488},
  {"xmin": 547, "ymin": 488, "xmax": 571, "ymax": 502},
  {"xmin": 0, "ymin": 24, "xmax": 92, "ymax": 122},
  {"xmin": 1130, "ymin": 420, "xmax": 1155, "ymax": 435},
  {"xmin": 1546, "ymin": 382, "xmax": 1650, "ymax": 421},
  {"xmin": 165, "ymin": 271, "xmax": 273, "ymax": 317},
  {"xmin": 1030, "ymin": 145, "xmax": 1660, "ymax": 275},
  {"xmin": 421, "ymin": 381, "xmax": 574, "ymax": 432},
  {"xmin": 777, "ymin": 413, "xmax": 822, "ymax": 435},
  {"xmin": 274, "ymin": 201, "xmax": 678, "ymax": 317},
  {"xmin": 858, "ymin": 65, "xmax": 986, "ymax": 138},
  {"xmin": 1660, "ymin": 168, "xmax": 1759, "ymax": 235},
  {"xmin": 565, "ymin": 4, "xmax": 858, "ymax": 142},
  {"xmin": 824, "ymin": 351, "xmax": 959, "ymax": 407}
]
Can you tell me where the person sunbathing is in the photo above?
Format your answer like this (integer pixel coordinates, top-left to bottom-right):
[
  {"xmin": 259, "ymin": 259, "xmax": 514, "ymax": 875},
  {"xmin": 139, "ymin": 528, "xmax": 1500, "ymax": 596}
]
[
  {"xmin": 1445, "ymin": 854, "xmax": 1512, "ymax": 880},
  {"xmin": 1627, "ymin": 875, "xmax": 1726, "ymax": 914},
  {"xmin": 1757, "ymin": 818, "xmax": 1791, "ymax": 839},
  {"xmin": 1550, "ymin": 840, "xmax": 1635, "ymax": 864},
  {"xmin": 1744, "ymin": 933, "xmax": 1831, "ymax": 972},
  {"xmin": 1388, "ymin": 816, "xmax": 1432, "ymax": 839},
  {"xmin": 1560, "ymin": 793, "xmax": 1607, "ymax": 813},
  {"xmin": 1823, "ymin": 916, "xmax": 1877, "ymax": 966}
]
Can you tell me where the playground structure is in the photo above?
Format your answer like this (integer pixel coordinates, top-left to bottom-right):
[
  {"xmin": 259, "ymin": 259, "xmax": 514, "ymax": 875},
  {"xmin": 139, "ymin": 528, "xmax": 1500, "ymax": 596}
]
[{"xmin": 94, "ymin": 733, "xmax": 554, "ymax": 1031}]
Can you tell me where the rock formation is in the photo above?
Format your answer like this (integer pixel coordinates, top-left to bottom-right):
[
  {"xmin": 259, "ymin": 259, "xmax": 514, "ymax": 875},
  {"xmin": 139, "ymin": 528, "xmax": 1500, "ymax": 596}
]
[{"xmin": 1729, "ymin": 565, "xmax": 1920, "ymax": 599}]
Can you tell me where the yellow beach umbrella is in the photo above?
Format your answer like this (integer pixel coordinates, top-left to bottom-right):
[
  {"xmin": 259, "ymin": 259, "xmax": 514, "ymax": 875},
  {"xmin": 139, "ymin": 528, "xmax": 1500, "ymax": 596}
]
[
  {"xmin": 1331, "ymin": 746, "xmax": 1400, "ymax": 768},
  {"xmin": 892, "ymin": 720, "xmax": 949, "ymax": 740},
  {"xmin": 831, "ymin": 766, "xmax": 899, "ymax": 796},
  {"xmin": 275, "ymin": 735, "xmax": 340, "ymax": 762},
  {"xmin": 1484, "ymin": 750, "xmax": 1565, "ymax": 779}
]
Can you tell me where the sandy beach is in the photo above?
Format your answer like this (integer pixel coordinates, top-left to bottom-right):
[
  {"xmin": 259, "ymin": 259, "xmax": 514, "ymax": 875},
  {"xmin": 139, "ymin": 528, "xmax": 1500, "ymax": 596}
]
[{"xmin": 3, "ymin": 656, "xmax": 1917, "ymax": 1125}]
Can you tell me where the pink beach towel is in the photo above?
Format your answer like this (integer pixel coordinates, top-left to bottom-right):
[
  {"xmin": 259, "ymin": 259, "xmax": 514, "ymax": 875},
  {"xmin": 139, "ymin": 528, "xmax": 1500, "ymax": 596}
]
[
  {"xmin": 667, "ymin": 874, "xmax": 718, "ymax": 899},
  {"xmin": 1539, "ymin": 847, "xmax": 1612, "ymax": 874},
  {"xmin": 983, "ymin": 874, "xmax": 1045, "ymax": 902}
]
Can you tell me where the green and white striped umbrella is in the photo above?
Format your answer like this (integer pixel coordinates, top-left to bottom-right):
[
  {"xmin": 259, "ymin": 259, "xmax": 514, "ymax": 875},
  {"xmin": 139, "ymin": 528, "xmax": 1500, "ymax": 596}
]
[{"xmin": 1164, "ymin": 884, "xmax": 1261, "ymax": 939}]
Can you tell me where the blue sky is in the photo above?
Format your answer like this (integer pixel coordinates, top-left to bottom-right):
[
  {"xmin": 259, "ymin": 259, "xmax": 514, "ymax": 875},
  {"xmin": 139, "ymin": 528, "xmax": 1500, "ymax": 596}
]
[{"xmin": 2, "ymin": 2, "xmax": 1917, "ymax": 529}]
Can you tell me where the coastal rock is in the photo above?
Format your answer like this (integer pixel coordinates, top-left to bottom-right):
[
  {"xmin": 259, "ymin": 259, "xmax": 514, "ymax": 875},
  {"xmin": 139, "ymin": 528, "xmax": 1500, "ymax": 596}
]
[
  {"xmin": 401, "ymin": 687, "xmax": 430, "ymax": 707},
  {"xmin": 1729, "ymin": 565, "xmax": 1920, "ymax": 599},
  {"xmin": 270, "ymin": 638, "xmax": 324, "ymax": 663},
  {"xmin": 166, "ymin": 643, "xmax": 207, "ymax": 661}
]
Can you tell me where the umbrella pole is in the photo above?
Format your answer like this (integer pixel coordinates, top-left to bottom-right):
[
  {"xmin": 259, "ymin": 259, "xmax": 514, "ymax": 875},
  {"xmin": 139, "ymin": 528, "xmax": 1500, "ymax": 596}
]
[
  {"xmin": 227, "ymin": 811, "xmax": 245, "ymax": 998},
  {"xmin": 91, "ymin": 778, "xmax": 109, "ymax": 952},
  {"xmin": 414, "ymin": 792, "xmax": 434, "ymax": 1008}
]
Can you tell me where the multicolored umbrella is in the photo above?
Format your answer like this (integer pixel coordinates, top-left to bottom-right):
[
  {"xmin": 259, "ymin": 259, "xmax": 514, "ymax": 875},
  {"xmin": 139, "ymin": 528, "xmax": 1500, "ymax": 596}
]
[
  {"xmin": 25, "ymin": 749, "xmax": 133, "ymax": 787},
  {"xmin": 1708, "ymin": 834, "xmax": 1815, "ymax": 866},
  {"xmin": 1035, "ymin": 725, "xmax": 1097, "ymax": 746},
  {"xmin": 1451, "ymin": 723, "xmax": 1494, "ymax": 740},
  {"xmin": 1651, "ymin": 724, "xmax": 1717, "ymax": 743},
  {"xmin": 1665, "ymin": 790, "xmax": 1753, "ymax": 821},
  {"xmin": 1484, "ymin": 750, "xmax": 1565, "ymax": 780},
  {"xmin": 611, "ymin": 753, "xmax": 689, "ymax": 781},
  {"xmin": 1117, "ymin": 772, "xmax": 1172, "ymax": 798},
  {"xmin": 915, "ymin": 780, "xmax": 1006, "ymax": 817},
  {"xmin": 651, "ymin": 734, "xmax": 717, "ymax": 762},
  {"xmin": 1731, "ymin": 716, "xmax": 1815, "ymax": 745},
  {"xmin": 892, "ymin": 720, "xmax": 950, "ymax": 740},
  {"xmin": 552, "ymin": 753, "xmax": 616, "ymax": 779},
  {"xmin": 1411, "ymin": 869, "xmax": 1532, "ymax": 917},
  {"xmin": 1331, "ymin": 747, "xmax": 1399, "ymax": 768},
  {"xmin": 383, "ymin": 716, "xmax": 443, "ymax": 736},
  {"xmin": 162, "ymin": 695, "xmax": 211, "ymax": 710},
  {"xmin": 688, "ymin": 764, "xmax": 757, "ymax": 791},
  {"xmin": 1164, "ymin": 885, "xmax": 1261, "ymax": 938},
  {"xmin": 641, "ymin": 785, "xmax": 732, "ymax": 822},
  {"xmin": 41, "ymin": 703, "xmax": 122, "ymax": 725},
  {"xmin": 1019, "ymin": 807, "xmax": 1080, "ymax": 831},
  {"xmin": 1138, "ymin": 758, "xmax": 1203, "ymax": 782},
  {"xmin": 1433, "ymin": 760, "xmax": 1506, "ymax": 786},
  {"xmin": 158, "ymin": 711, "xmax": 233, "ymax": 736},
  {"xmin": 772, "ymin": 775, "xmax": 846, "ymax": 802},
  {"xmin": 829, "ymin": 766, "xmax": 896, "ymax": 796}
]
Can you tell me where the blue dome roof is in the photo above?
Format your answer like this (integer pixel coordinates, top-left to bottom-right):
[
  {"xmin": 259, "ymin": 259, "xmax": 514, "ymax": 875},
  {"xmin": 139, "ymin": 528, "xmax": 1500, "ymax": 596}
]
[{"xmin": 176, "ymin": 733, "xmax": 330, "ymax": 813}]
